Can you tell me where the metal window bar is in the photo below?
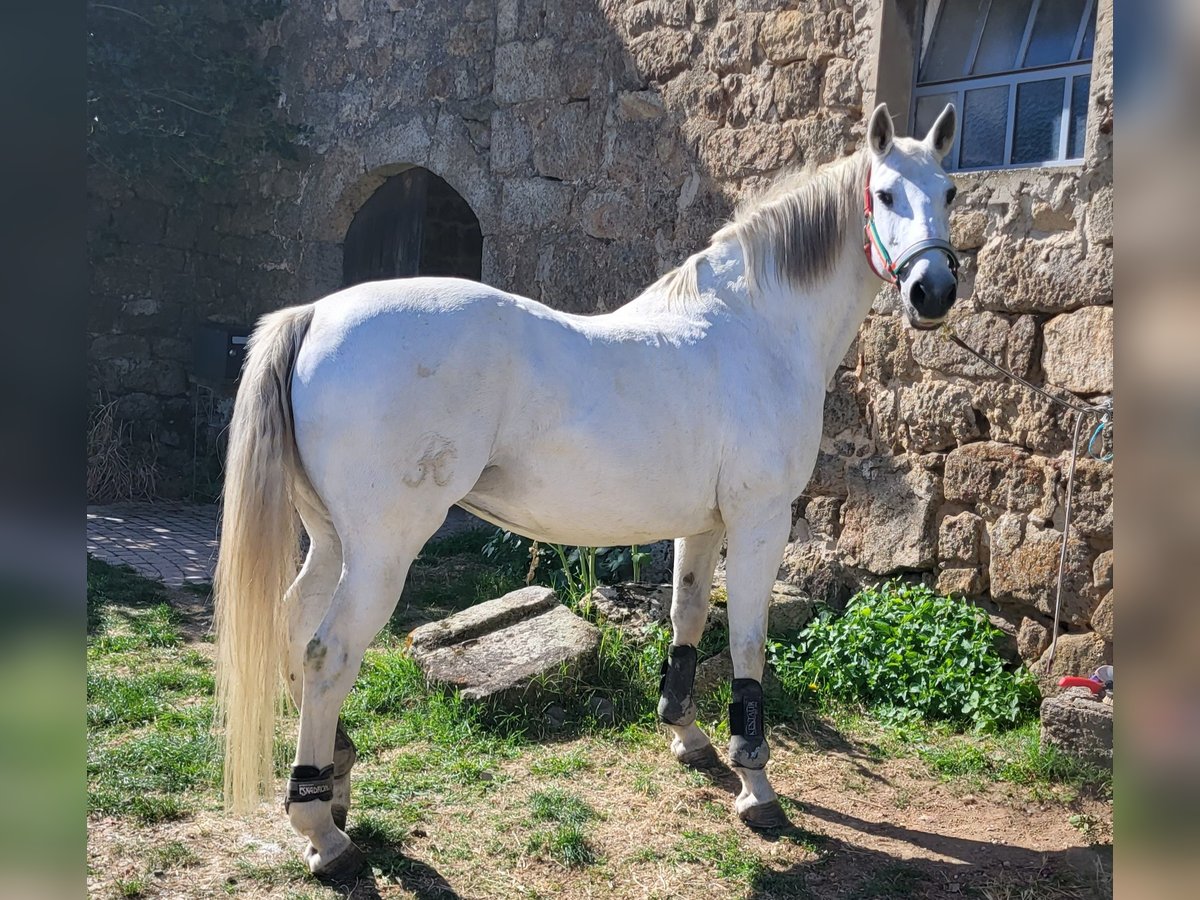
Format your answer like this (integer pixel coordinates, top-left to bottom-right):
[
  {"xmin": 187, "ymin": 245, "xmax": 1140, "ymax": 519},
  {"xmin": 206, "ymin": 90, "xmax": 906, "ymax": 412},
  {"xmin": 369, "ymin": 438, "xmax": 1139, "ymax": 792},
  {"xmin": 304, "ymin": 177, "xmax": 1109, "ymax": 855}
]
[
  {"xmin": 962, "ymin": 0, "xmax": 993, "ymax": 78},
  {"xmin": 1072, "ymin": 0, "xmax": 1097, "ymax": 61},
  {"xmin": 1015, "ymin": 0, "xmax": 1042, "ymax": 68},
  {"xmin": 1056, "ymin": 74, "xmax": 1073, "ymax": 163}
]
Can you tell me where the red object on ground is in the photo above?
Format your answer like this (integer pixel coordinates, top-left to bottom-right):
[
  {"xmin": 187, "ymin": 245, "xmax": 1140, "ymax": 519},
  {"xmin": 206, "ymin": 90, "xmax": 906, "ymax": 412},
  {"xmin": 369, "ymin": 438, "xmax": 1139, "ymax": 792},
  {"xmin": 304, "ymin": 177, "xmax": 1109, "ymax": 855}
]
[{"xmin": 1058, "ymin": 676, "xmax": 1105, "ymax": 695}]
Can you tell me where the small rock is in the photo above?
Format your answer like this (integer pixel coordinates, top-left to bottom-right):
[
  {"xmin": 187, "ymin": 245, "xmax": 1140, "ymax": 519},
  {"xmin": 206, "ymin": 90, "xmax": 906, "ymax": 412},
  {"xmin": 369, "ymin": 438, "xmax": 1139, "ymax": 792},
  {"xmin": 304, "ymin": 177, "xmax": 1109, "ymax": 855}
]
[
  {"xmin": 1040, "ymin": 687, "xmax": 1113, "ymax": 768},
  {"xmin": 408, "ymin": 587, "xmax": 601, "ymax": 707},
  {"xmin": 544, "ymin": 704, "xmax": 567, "ymax": 731},
  {"xmin": 587, "ymin": 695, "xmax": 616, "ymax": 725}
]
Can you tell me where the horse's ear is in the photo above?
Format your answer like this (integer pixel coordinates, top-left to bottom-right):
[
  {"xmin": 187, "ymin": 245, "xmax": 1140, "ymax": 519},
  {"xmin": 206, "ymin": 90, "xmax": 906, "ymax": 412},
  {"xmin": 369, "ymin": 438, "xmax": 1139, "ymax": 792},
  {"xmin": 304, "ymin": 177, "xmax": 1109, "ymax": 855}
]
[
  {"xmin": 867, "ymin": 103, "xmax": 894, "ymax": 157},
  {"xmin": 924, "ymin": 103, "xmax": 958, "ymax": 161}
]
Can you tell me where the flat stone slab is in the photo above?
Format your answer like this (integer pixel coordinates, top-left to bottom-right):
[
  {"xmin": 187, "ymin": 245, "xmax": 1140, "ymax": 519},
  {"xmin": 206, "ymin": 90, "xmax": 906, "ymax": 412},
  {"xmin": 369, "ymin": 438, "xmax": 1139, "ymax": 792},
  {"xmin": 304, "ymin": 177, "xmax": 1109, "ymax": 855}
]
[
  {"xmin": 407, "ymin": 587, "xmax": 601, "ymax": 705},
  {"xmin": 1040, "ymin": 687, "xmax": 1113, "ymax": 768}
]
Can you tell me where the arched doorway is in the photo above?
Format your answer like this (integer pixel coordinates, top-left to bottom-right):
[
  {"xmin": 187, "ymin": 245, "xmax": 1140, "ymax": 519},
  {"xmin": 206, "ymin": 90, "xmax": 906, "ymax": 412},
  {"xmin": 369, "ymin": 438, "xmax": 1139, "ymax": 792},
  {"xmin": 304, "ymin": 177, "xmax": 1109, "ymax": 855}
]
[{"xmin": 342, "ymin": 167, "xmax": 483, "ymax": 287}]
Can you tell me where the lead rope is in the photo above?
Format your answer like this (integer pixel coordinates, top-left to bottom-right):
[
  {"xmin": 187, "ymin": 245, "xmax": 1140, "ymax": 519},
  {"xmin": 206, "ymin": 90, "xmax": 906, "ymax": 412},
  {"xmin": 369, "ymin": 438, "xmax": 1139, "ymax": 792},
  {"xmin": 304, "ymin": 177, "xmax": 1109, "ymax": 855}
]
[{"xmin": 937, "ymin": 326, "xmax": 1111, "ymax": 675}]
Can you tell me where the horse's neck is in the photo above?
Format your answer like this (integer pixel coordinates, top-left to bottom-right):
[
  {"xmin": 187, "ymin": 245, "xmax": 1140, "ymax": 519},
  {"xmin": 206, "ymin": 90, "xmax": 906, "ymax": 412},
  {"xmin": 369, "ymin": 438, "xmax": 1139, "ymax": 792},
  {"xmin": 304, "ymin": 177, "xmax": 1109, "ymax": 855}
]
[{"xmin": 696, "ymin": 229, "xmax": 880, "ymax": 384}]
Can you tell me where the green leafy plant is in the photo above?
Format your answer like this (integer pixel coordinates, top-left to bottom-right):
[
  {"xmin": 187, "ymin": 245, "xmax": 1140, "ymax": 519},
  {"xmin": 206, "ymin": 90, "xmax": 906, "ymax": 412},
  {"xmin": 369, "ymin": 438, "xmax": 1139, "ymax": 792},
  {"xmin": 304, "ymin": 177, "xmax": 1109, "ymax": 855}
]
[{"xmin": 769, "ymin": 580, "xmax": 1040, "ymax": 732}]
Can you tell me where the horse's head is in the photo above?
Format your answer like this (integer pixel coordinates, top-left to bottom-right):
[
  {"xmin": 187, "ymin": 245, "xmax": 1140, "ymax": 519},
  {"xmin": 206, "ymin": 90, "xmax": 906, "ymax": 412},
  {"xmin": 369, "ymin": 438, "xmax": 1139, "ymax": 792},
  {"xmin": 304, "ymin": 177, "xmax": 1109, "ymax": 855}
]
[{"xmin": 863, "ymin": 102, "xmax": 960, "ymax": 330}]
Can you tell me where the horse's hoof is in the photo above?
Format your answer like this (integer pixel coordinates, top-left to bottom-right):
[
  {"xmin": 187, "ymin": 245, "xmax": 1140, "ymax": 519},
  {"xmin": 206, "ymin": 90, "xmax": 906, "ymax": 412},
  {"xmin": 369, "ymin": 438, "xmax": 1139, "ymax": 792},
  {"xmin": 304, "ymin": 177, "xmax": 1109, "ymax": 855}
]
[
  {"xmin": 738, "ymin": 798, "xmax": 790, "ymax": 830},
  {"xmin": 332, "ymin": 805, "xmax": 348, "ymax": 830},
  {"xmin": 306, "ymin": 840, "xmax": 367, "ymax": 878},
  {"xmin": 676, "ymin": 744, "xmax": 723, "ymax": 770}
]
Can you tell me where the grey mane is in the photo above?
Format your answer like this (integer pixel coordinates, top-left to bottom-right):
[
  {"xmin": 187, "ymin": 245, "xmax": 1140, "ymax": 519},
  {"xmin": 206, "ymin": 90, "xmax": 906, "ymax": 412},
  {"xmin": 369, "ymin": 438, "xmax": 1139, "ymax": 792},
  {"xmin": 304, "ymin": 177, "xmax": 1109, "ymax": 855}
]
[{"xmin": 646, "ymin": 148, "xmax": 870, "ymax": 307}]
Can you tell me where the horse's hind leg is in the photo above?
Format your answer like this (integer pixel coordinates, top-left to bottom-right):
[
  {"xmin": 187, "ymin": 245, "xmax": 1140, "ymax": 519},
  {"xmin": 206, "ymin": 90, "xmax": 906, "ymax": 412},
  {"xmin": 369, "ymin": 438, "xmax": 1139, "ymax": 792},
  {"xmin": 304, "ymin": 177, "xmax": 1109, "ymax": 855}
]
[
  {"xmin": 284, "ymin": 515, "xmax": 356, "ymax": 830},
  {"xmin": 287, "ymin": 528, "xmax": 425, "ymax": 876},
  {"xmin": 724, "ymin": 507, "xmax": 791, "ymax": 829},
  {"xmin": 660, "ymin": 527, "xmax": 725, "ymax": 768}
]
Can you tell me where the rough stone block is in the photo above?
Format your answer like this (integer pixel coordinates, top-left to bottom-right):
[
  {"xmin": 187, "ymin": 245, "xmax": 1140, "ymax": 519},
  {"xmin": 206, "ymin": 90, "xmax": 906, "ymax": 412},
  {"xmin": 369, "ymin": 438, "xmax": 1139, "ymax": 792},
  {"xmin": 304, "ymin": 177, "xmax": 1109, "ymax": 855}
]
[
  {"xmin": 586, "ymin": 583, "xmax": 671, "ymax": 634},
  {"xmin": 1090, "ymin": 591, "xmax": 1113, "ymax": 642},
  {"xmin": 910, "ymin": 311, "xmax": 1036, "ymax": 381},
  {"xmin": 974, "ymin": 234, "xmax": 1112, "ymax": 314},
  {"xmin": 489, "ymin": 107, "xmax": 534, "ymax": 175},
  {"xmin": 499, "ymin": 178, "xmax": 572, "ymax": 229},
  {"xmin": 709, "ymin": 18, "xmax": 757, "ymax": 75},
  {"xmin": 856, "ymin": 314, "xmax": 918, "ymax": 384},
  {"xmin": 407, "ymin": 587, "xmax": 601, "ymax": 704},
  {"xmin": 944, "ymin": 441, "xmax": 1058, "ymax": 520},
  {"xmin": 938, "ymin": 511, "xmax": 985, "ymax": 567},
  {"xmin": 773, "ymin": 61, "xmax": 822, "ymax": 119},
  {"xmin": 617, "ymin": 90, "xmax": 665, "ymax": 120},
  {"xmin": 1086, "ymin": 185, "xmax": 1113, "ymax": 247},
  {"xmin": 804, "ymin": 496, "xmax": 841, "ymax": 543},
  {"xmin": 581, "ymin": 189, "xmax": 640, "ymax": 240},
  {"xmin": 1092, "ymin": 549, "xmax": 1113, "ymax": 593},
  {"xmin": 628, "ymin": 30, "xmax": 696, "ymax": 83},
  {"xmin": 1042, "ymin": 305, "xmax": 1113, "ymax": 395},
  {"xmin": 989, "ymin": 514, "xmax": 1096, "ymax": 624},
  {"xmin": 1040, "ymin": 688, "xmax": 1112, "ymax": 768},
  {"xmin": 700, "ymin": 123, "xmax": 800, "ymax": 178},
  {"xmin": 936, "ymin": 566, "xmax": 986, "ymax": 598},
  {"xmin": 623, "ymin": 0, "xmax": 687, "ymax": 38},
  {"xmin": 821, "ymin": 57, "xmax": 860, "ymax": 110},
  {"xmin": 837, "ymin": 454, "xmax": 942, "ymax": 574},
  {"xmin": 1017, "ymin": 616, "xmax": 1051, "ymax": 662},
  {"xmin": 532, "ymin": 102, "xmax": 601, "ymax": 180},
  {"xmin": 895, "ymin": 381, "xmax": 979, "ymax": 452},
  {"xmin": 970, "ymin": 380, "xmax": 1076, "ymax": 454},
  {"xmin": 1036, "ymin": 631, "xmax": 1112, "ymax": 686},
  {"xmin": 494, "ymin": 40, "xmax": 560, "ymax": 103},
  {"xmin": 1063, "ymin": 457, "xmax": 1112, "ymax": 538},
  {"xmin": 951, "ymin": 209, "xmax": 988, "ymax": 250},
  {"xmin": 778, "ymin": 541, "xmax": 854, "ymax": 610},
  {"xmin": 760, "ymin": 11, "xmax": 810, "ymax": 64}
]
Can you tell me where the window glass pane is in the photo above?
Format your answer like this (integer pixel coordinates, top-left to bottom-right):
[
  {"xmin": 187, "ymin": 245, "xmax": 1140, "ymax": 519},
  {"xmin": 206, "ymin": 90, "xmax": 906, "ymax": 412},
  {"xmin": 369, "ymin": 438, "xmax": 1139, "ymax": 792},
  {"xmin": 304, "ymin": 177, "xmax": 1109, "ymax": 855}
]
[
  {"xmin": 961, "ymin": 85, "xmax": 1009, "ymax": 168},
  {"xmin": 1011, "ymin": 78, "xmax": 1065, "ymax": 165},
  {"xmin": 915, "ymin": 92, "xmax": 958, "ymax": 164},
  {"xmin": 973, "ymin": 0, "xmax": 1035, "ymax": 75},
  {"xmin": 1068, "ymin": 74, "xmax": 1090, "ymax": 158},
  {"xmin": 1023, "ymin": 0, "xmax": 1088, "ymax": 68},
  {"xmin": 919, "ymin": 0, "xmax": 988, "ymax": 83},
  {"xmin": 1077, "ymin": 3, "xmax": 1097, "ymax": 59}
]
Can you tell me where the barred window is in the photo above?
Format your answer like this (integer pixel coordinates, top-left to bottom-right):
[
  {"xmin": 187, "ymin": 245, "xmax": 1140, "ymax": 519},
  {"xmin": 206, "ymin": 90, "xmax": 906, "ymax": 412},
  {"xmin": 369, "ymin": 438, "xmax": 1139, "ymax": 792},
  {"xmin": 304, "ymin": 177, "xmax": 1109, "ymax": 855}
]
[{"xmin": 912, "ymin": 0, "xmax": 1097, "ymax": 171}]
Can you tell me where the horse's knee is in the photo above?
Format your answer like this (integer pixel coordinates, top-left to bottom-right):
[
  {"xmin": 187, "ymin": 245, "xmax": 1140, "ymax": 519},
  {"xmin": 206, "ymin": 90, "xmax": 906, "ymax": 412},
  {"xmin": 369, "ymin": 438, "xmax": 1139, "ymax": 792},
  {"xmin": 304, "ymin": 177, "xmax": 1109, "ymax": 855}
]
[
  {"xmin": 657, "ymin": 644, "xmax": 698, "ymax": 726},
  {"xmin": 727, "ymin": 678, "xmax": 770, "ymax": 769}
]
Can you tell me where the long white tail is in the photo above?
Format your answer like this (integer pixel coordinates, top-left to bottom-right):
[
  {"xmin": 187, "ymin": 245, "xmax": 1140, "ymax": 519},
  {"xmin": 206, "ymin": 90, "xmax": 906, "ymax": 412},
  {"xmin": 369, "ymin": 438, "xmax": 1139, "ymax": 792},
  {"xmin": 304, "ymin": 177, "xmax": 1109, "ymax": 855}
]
[{"xmin": 214, "ymin": 303, "xmax": 317, "ymax": 812}]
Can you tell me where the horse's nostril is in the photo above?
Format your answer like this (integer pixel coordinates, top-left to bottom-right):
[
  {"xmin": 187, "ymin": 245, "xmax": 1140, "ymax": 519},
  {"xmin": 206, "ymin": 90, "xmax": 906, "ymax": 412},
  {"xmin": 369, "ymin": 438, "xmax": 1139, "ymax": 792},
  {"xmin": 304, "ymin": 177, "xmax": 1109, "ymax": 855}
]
[{"xmin": 910, "ymin": 281, "xmax": 927, "ymax": 312}]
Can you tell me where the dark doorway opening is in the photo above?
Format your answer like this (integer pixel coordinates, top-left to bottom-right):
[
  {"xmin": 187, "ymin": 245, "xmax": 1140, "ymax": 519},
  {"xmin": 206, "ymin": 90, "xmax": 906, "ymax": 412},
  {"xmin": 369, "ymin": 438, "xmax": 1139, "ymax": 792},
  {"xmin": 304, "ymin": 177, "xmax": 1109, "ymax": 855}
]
[{"xmin": 342, "ymin": 167, "xmax": 483, "ymax": 287}]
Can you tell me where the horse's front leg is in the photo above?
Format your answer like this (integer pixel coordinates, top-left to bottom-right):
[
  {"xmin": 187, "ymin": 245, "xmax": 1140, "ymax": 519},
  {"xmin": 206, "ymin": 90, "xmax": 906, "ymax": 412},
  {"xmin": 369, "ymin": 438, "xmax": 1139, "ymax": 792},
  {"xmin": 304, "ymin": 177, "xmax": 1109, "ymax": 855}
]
[
  {"xmin": 724, "ymin": 507, "xmax": 791, "ymax": 829},
  {"xmin": 660, "ymin": 527, "xmax": 725, "ymax": 768}
]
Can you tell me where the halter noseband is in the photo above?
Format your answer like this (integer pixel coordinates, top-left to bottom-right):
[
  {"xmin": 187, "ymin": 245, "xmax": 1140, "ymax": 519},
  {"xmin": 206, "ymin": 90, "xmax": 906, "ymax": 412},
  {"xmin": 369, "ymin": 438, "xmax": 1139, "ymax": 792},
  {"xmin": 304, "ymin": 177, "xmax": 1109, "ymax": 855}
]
[{"xmin": 863, "ymin": 176, "xmax": 960, "ymax": 289}]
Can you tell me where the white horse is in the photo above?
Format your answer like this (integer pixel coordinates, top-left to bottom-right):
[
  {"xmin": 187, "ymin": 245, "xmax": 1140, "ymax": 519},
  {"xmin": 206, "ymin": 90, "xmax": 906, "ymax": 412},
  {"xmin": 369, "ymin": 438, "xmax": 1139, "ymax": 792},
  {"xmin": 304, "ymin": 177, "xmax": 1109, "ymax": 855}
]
[{"xmin": 215, "ymin": 103, "xmax": 960, "ymax": 875}]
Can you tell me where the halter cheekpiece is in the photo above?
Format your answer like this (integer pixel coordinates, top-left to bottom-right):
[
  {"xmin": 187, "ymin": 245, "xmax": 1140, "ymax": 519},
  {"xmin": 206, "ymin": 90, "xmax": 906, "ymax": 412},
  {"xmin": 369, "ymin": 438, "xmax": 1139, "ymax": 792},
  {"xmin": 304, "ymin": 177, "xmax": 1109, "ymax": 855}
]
[{"xmin": 863, "ymin": 172, "xmax": 960, "ymax": 289}]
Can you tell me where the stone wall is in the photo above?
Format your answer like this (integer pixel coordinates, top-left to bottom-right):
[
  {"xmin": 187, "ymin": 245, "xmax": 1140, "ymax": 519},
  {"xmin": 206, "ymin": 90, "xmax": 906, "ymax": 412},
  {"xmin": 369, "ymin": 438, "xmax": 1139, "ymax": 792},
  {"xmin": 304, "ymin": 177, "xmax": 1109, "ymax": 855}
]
[{"xmin": 87, "ymin": 0, "xmax": 1114, "ymax": 669}]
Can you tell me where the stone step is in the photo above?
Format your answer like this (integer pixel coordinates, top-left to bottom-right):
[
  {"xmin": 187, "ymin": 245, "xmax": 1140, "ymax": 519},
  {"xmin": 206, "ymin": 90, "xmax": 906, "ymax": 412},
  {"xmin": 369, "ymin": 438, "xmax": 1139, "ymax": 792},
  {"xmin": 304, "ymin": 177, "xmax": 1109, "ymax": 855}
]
[{"xmin": 407, "ymin": 586, "xmax": 601, "ymax": 706}]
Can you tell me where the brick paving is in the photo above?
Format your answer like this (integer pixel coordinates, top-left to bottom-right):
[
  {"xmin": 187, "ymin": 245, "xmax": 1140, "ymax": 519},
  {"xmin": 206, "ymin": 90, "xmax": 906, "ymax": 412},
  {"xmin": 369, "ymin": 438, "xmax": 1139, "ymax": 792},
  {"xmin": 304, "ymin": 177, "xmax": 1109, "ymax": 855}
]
[
  {"xmin": 86, "ymin": 503, "xmax": 487, "ymax": 586},
  {"xmin": 87, "ymin": 503, "xmax": 220, "ymax": 586}
]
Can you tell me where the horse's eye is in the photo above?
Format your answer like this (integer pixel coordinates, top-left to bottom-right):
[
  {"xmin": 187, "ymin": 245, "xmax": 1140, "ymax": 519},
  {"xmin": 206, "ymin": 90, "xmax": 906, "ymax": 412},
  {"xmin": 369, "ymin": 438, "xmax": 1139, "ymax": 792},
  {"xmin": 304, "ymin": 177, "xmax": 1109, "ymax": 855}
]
[
  {"xmin": 946, "ymin": 186, "xmax": 957, "ymax": 204},
  {"xmin": 875, "ymin": 190, "xmax": 893, "ymax": 208}
]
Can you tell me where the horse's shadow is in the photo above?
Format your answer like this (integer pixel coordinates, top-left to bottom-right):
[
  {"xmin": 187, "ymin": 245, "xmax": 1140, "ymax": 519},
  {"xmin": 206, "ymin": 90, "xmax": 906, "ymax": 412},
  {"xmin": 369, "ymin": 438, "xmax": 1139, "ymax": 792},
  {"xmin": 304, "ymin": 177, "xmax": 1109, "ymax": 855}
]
[{"xmin": 319, "ymin": 854, "xmax": 458, "ymax": 900}]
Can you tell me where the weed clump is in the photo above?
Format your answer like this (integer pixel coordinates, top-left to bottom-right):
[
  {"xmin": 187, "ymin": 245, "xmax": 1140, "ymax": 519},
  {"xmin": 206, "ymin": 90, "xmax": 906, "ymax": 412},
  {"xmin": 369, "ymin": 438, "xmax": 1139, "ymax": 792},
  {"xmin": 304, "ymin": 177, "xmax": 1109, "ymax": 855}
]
[{"xmin": 769, "ymin": 580, "xmax": 1041, "ymax": 732}]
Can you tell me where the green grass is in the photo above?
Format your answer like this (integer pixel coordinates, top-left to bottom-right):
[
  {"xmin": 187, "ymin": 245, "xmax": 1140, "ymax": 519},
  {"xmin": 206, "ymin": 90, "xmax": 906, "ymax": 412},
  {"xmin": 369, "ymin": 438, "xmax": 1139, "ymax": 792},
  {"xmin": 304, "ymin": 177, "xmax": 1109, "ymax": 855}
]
[
  {"xmin": 676, "ymin": 830, "xmax": 765, "ymax": 881},
  {"xmin": 529, "ymin": 749, "xmax": 591, "ymax": 777},
  {"xmin": 524, "ymin": 790, "xmax": 600, "ymax": 867},
  {"xmin": 87, "ymin": 545, "xmax": 1109, "ymax": 895}
]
